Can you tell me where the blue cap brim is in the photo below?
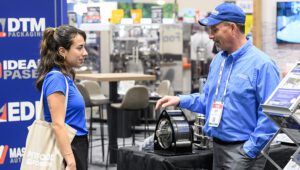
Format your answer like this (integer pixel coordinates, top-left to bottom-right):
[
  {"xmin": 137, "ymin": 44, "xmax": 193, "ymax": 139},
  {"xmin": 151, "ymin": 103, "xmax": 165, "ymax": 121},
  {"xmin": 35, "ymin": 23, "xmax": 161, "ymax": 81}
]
[{"xmin": 199, "ymin": 17, "xmax": 222, "ymax": 26}]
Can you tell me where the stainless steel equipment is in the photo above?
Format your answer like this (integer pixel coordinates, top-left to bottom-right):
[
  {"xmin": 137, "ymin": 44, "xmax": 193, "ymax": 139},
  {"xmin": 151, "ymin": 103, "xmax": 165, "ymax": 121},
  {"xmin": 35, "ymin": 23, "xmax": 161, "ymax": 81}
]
[
  {"xmin": 110, "ymin": 23, "xmax": 194, "ymax": 94},
  {"xmin": 193, "ymin": 114, "xmax": 210, "ymax": 149},
  {"xmin": 110, "ymin": 24, "xmax": 160, "ymax": 75},
  {"xmin": 159, "ymin": 23, "xmax": 192, "ymax": 94}
]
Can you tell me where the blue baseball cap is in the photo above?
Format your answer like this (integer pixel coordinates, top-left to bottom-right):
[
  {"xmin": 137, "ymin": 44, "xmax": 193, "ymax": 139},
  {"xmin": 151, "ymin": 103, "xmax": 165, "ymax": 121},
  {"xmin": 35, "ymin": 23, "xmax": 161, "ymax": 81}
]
[{"xmin": 199, "ymin": 3, "xmax": 246, "ymax": 26}]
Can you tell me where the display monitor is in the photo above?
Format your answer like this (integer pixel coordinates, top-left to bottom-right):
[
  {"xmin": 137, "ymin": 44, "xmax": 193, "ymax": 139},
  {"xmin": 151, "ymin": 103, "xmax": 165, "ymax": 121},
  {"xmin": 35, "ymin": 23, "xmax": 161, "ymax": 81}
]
[{"xmin": 277, "ymin": 2, "xmax": 300, "ymax": 43}]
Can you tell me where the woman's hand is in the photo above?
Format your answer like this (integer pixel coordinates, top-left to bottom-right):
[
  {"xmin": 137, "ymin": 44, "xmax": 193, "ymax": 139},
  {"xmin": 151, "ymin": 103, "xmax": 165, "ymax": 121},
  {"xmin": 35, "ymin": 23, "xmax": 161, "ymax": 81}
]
[{"xmin": 65, "ymin": 161, "xmax": 76, "ymax": 170}]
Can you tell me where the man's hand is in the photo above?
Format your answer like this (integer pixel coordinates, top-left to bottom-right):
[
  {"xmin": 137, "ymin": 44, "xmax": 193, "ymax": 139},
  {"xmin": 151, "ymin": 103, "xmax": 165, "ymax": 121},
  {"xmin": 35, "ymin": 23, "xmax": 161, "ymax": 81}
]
[{"xmin": 155, "ymin": 96, "xmax": 180, "ymax": 110}]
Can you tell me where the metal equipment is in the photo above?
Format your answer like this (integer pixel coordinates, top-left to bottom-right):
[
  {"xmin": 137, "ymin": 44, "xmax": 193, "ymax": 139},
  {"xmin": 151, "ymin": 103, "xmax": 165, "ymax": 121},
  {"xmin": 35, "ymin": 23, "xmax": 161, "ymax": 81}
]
[
  {"xmin": 110, "ymin": 24, "xmax": 160, "ymax": 75},
  {"xmin": 190, "ymin": 24, "xmax": 213, "ymax": 93},
  {"xmin": 154, "ymin": 109, "xmax": 193, "ymax": 155},
  {"xmin": 159, "ymin": 23, "xmax": 192, "ymax": 94},
  {"xmin": 193, "ymin": 114, "xmax": 210, "ymax": 149},
  {"xmin": 110, "ymin": 23, "xmax": 194, "ymax": 94}
]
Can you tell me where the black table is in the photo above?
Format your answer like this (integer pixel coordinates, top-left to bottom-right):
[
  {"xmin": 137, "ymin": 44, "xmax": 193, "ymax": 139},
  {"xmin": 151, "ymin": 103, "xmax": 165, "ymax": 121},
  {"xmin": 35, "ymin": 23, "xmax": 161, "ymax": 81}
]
[{"xmin": 117, "ymin": 144, "xmax": 297, "ymax": 170}]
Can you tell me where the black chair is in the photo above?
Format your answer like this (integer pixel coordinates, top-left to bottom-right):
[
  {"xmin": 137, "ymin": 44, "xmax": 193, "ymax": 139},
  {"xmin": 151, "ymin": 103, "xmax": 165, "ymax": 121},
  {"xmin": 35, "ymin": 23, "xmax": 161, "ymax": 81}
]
[
  {"xmin": 76, "ymin": 82, "xmax": 109, "ymax": 163},
  {"xmin": 111, "ymin": 85, "xmax": 149, "ymax": 146}
]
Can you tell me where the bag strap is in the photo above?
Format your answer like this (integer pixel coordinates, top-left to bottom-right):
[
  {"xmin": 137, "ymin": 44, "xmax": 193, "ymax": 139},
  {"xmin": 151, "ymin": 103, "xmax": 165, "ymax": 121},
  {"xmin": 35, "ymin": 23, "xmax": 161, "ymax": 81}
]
[{"xmin": 36, "ymin": 71, "xmax": 69, "ymax": 121}]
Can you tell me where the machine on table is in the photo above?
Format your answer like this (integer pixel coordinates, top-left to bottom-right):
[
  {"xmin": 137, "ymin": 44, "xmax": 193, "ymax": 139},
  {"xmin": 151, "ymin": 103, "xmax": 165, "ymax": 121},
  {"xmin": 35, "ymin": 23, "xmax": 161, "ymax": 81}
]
[
  {"xmin": 152, "ymin": 109, "xmax": 211, "ymax": 156},
  {"xmin": 119, "ymin": 108, "xmax": 295, "ymax": 170},
  {"xmin": 262, "ymin": 62, "xmax": 300, "ymax": 170}
]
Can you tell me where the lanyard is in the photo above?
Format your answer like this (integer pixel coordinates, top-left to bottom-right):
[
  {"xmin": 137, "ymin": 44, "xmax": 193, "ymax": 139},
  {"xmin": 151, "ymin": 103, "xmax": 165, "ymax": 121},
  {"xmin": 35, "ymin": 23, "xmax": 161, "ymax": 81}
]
[{"xmin": 214, "ymin": 58, "xmax": 234, "ymax": 102}]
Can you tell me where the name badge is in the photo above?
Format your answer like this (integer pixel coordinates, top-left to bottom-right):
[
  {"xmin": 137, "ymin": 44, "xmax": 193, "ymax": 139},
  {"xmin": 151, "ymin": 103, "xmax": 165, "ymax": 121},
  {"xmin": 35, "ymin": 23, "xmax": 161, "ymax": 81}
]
[{"xmin": 208, "ymin": 101, "xmax": 224, "ymax": 127}]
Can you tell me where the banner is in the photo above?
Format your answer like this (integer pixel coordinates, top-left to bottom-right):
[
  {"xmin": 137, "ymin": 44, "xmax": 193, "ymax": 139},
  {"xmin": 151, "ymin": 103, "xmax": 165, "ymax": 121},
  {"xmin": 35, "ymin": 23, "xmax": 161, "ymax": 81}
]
[
  {"xmin": 245, "ymin": 14, "xmax": 253, "ymax": 36},
  {"xmin": 151, "ymin": 6, "xmax": 163, "ymax": 24},
  {"xmin": 0, "ymin": 0, "xmax": 67, "ymax": 169},
  {"xmin": 131, "ymin": 9, "xmax": 142, "ymax": 24},
  {"xmin": 86, "ymin": 6, "xmax": 101, "ymax": 23},
  {"xmin": 111, "ymin": 9, "xmax": 124, "ymax": 24}
]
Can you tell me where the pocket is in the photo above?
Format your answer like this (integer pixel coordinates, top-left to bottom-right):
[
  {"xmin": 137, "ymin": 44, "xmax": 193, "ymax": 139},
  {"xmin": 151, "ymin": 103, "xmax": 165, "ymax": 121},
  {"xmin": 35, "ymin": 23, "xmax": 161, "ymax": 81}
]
[
  {"xmin": 228, "ymin": 74, "xmax": 255, "ymax": 103},
  {"xmin": 239, "ymin": 145, "xmax": 252, "ymax": 159}
]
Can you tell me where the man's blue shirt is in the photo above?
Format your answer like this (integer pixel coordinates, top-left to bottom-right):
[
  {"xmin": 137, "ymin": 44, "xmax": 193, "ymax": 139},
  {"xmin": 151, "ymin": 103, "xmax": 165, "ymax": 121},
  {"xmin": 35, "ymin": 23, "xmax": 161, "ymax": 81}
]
[{"xmin": 179, "ymin": 40, "xmax": 280, "ymax": 158}]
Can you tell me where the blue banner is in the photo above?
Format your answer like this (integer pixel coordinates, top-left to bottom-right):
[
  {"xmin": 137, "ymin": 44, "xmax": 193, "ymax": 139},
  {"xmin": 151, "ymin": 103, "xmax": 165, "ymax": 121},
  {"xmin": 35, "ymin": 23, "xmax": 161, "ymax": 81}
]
[{"xmin": 0, "ymin": 0, "xmax": 67, "ymax": 169}]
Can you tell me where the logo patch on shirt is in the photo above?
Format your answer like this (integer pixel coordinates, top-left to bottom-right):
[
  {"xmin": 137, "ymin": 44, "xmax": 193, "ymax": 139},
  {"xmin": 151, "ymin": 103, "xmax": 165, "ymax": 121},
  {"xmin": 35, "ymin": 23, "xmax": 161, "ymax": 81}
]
[{"xmin": 237, "ymin": 73, "xmax": 248, "ymax": 80}]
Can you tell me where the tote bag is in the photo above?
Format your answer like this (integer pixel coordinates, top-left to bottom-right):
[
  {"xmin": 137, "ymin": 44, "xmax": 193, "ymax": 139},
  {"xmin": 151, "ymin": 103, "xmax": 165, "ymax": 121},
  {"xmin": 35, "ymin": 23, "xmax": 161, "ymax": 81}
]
[{"xmin": 21, "ymin": 72, "xmax": 76, "ymax": 170}]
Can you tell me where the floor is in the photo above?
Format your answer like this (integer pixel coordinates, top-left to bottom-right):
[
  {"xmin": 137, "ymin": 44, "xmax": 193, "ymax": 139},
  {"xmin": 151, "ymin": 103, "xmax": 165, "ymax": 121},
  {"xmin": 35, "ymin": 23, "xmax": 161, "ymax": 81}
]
[{"xmin": 87, "ymin": 124, "xmax": 154, "ymax": 170}]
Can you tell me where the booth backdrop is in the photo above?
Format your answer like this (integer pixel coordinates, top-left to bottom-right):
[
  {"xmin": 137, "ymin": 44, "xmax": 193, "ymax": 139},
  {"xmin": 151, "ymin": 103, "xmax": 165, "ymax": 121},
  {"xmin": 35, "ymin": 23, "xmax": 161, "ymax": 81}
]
[{"xmin": 0, "ymin": 0, "xmax": 67, "ymax": 169}]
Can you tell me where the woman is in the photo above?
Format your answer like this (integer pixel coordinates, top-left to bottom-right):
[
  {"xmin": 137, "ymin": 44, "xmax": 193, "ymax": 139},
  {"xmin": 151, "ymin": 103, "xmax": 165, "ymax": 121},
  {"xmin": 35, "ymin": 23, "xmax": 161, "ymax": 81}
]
[{"xmin": 36, "ymin": 25, "xmax": 88, "ymax": 170}]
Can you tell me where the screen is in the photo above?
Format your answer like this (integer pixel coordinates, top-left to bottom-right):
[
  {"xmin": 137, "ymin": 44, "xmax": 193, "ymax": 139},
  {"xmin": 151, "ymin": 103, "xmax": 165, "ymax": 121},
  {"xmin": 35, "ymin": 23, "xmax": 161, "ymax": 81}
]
[{"xmin": 277, "ymin": 2, "xmax": 300, "ymax": 43}]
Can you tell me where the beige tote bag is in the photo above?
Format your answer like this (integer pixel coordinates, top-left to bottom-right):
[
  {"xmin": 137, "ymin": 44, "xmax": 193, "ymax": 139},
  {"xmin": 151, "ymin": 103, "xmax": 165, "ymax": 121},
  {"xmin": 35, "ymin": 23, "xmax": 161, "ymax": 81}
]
[{"xmin": 21, "ymin": 72, "xmax": 76, "ymax": 170}]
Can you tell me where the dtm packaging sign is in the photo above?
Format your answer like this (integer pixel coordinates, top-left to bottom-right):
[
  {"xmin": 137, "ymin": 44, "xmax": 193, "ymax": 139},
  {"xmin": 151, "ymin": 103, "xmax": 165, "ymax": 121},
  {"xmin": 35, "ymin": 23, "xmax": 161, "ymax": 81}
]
[
  {"xmin": 0, "ymin": 18, "xmax": 45, "ymax": 38},
  {"xmin": 0, "ymin": 0, "xmax": 67, "ymax": 169}
]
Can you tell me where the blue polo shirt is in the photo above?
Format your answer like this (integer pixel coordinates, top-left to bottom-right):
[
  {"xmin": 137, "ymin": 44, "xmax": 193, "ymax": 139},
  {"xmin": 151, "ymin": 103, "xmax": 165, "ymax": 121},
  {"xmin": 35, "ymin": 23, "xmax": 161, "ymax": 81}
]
[
  {"xmin": 42, "ymin": 68, "xmax": 88, "ymax": 136},
  {"xmin": 179, "ymin": 40, "xmax": 280, "ymax": 158}
]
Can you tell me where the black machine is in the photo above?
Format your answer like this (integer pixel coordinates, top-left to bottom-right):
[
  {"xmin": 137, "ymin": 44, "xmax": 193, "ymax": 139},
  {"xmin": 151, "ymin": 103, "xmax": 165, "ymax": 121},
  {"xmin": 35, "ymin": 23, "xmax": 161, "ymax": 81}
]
[{"xmin": 154, "ymin": 109, "xmax": 193, "ymax": 155}]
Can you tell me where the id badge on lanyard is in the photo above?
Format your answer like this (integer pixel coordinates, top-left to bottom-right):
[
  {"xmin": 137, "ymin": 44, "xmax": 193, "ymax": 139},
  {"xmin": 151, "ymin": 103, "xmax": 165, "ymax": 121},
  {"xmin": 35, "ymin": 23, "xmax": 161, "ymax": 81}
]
[
  {"xmin": 208, "ymin": 58, "xmax": 233, "ymax": 127},
  {"xmin": 208, "ymin": 101, "xmax": 224, "ymax": 127}
]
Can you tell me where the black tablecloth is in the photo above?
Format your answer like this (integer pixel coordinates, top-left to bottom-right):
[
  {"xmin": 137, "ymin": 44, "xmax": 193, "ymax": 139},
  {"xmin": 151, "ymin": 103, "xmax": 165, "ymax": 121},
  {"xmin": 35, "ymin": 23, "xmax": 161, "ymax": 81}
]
[{"xmin": 117, "ymin": 144, "xmax": 296, "ymax": 170}]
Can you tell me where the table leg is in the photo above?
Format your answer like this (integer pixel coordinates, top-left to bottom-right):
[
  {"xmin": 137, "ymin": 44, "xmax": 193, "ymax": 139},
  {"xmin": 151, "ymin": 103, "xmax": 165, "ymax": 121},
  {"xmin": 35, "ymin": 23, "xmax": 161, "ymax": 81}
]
[{"xmin": 108, "ymin": 82, "xmax": 118, "ymax": 164}]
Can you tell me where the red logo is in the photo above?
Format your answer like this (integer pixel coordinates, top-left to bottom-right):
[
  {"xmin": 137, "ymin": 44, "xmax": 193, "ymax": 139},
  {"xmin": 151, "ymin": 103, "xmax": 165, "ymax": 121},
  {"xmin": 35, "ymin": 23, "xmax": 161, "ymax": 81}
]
[
  {"xmin": 0, "ymin": 104, "xmax": 7, "ymax": 122},
  {"xmin": 0, "ymin": 32, "xmax": 6, "ymax": 38},
  {"xmin": 0, "ymin": 18, "xmax": 6, "ymax": 38},
  {"xmin": 0, "ymin": 145, "xmax": 8, "ymax": 165}
]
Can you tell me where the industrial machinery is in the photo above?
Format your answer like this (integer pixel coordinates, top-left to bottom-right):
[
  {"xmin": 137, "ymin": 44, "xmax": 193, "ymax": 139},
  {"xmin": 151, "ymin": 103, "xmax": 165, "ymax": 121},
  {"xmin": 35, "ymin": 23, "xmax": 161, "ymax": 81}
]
[
  {"xmin": 110, "ymin": 23, "xmax": 193, "ymax": 94},
  {"xmin": 262, "ymin": 62, "xmax": 300, "ymax": 170},
  {"xmin": 193, "ymin": 114, "xmax": 210, "ymax": 149},
  {"xmin": 154, "ymin": 109, "xmax": 193, "ymax": 155},
  {"xmin": 79, "ymin": 23, "xmax": 201, "ymax": 96},
  {"xmin": 75, "ymin": 31, "xmax": 102, "ymax": 73},
  {"xmin": 110, "ymin": 24, "xmax": 160, "ymax": 75},
  {"xmin": 190, "ymin": 23, "xmax": 214, "ymax": 93}
]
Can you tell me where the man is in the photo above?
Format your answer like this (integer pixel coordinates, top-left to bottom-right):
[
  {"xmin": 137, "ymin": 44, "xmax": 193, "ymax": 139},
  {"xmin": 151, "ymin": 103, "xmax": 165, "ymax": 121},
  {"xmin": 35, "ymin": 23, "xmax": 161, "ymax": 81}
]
[{"xmin": 155, "ymin": 3, "xmax": 280, "ymax": 170}]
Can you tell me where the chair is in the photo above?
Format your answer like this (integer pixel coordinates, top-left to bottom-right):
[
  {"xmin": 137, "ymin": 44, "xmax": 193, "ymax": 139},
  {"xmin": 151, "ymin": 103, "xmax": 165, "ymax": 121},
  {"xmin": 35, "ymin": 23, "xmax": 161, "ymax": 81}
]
[
  {"xmin": 111, "ymin": 85, "xmax": 149, "ymax": 146},
  {"xmin": 150, "ymin": 80, "xmax": 173, "ymax": 119},
  {"xmin": 156, "ymin": 80, "xmax": 173, "ymax": 97},
  {"xmin": 76, "ymin": 80, "xmax": 109, "ymax": 163}
]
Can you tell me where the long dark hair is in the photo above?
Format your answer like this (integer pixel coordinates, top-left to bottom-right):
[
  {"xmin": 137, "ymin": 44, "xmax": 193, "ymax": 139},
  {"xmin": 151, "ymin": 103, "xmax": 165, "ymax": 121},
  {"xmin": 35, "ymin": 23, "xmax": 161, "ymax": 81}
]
[{"xmin": 35, "ymin": 25, "xmax": 86, "ymax": 91}]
